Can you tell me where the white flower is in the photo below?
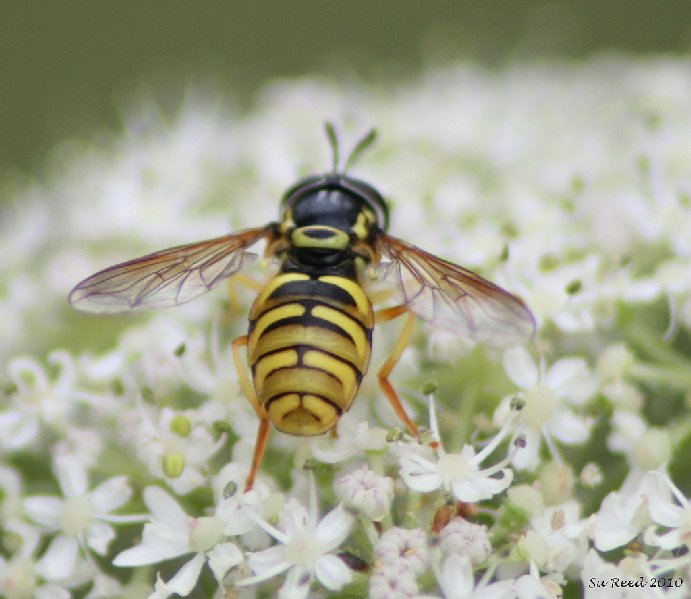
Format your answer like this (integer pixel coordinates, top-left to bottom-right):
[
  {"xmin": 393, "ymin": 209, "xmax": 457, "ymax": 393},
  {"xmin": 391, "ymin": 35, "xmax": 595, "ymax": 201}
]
[
  {"xmin": 522, "ymin": 254, "xmax": 604, "ymax": 333},
  {"xmin": 134, "ymin": 404, "xmax": 225, "ymax": 494},
  {"xmin": 334, "ymin": 465, "xmax": 394, "ymax": 520},
  {"xmin": 113, "ymin": 486, "xmax": 243, "ymax": 598},
  {"xmin": 212, "ymin": 462, "xmax": 277, "ymax": 538},
  {"xmin": 118, "ymin": 318, "xmax": 195, "ymax": 384},
  {"xmin": 399, "ymin": 395, "xmax": 514, "ymax": 502},
  {"xmin": 239, "ymin": 475, "xmax": 354, "ymax": 597},
  {"xmin": 0, "ymin": 515, "xmax": 75, "ymax": 599},
  {"xmin": 374, "ymin": 527, "xmax": 429, "ymax": 576},
  {"xmin": 644, "ymin": 474, "xmax": 691, "ymax": 551},
  {"xmin": 590, "ymin": 473, "xmax": 670, "ymax": 552},
  {"xmin": 52, "ymin": 427, "xmax": 104, "ymax": 470},
  {"xmin": 525, "ymin": 500, "xmax": 589, "ymax": 573},
  {"xmin": 438, "ymin": 518, "xmax": 492, "ymax": 565},
  {"xmin": 0, "ymin": 553, "xmax": 74, "ymax": 599},
  {"xmin": 496, "ymin": 346, "xmax": 597, "ymax": 471},
  {"xmin": 175, "ymin": 323, "xmax": 247, "ymax": 406},
  {"xmin": 0, "ymin": 352, "xmax": 79, "ymax": 451},
  {"xmin": 24, "ymin": 454, "xmax": 136, "ymax": 571}
]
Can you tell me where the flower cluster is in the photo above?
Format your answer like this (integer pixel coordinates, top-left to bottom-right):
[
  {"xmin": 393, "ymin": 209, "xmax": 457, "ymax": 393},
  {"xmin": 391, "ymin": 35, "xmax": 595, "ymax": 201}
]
[{"xmin": 2, "ymin": 57, "xmax": 691, "ymax": 597}]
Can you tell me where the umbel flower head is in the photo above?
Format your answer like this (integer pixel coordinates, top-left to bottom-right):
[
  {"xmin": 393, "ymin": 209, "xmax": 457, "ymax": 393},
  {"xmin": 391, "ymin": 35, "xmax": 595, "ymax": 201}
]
[{"xmin": 2, "ymin": 57, "xmax": 691, "ymax": 597}]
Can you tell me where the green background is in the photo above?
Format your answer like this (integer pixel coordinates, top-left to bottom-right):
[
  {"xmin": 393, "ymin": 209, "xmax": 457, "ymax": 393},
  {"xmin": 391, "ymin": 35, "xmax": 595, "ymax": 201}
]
[{"xmin": 2, "ymin": 1, "xmax": 691, "ymax": 174}]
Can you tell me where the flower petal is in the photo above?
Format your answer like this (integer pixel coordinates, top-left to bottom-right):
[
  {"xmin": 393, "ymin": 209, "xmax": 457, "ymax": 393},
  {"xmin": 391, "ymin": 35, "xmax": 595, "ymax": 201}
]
[
  {"xmin": 247, "ymin": 545, "xmax": 288, "ymax": 575},
  {"xmin": 207, "ymin": 542, "xmax": 244, "ymax": 583},
  {"xmin": 280, "ymin": 499, "xmax": 309, "ymax": 537},
  {"xmin": 439, "ymin": 554, "xmax": 474, "ymax": 597},
  {"xmin": 113, "ymin": 528, "xmax": 191, "ymax": 566},
  {"xmin": 648, "ymin": 499, "xmax": 684, "ymax": 527},
  {"xmin": 645, "ymin": 526, "xmax": 683, "ymax": 550},
  {"xmin": 156, "ymin": 553, "xmax": 205, "ymax": 597},
  {"xmin": 90, "ymin": 476, "xmax": 131, "ymax": 513},
  {"xmin": 452, "ymin": 468, "xmax": 513, "ymax": 502},
  {"xmin": 35, "ymin": 584, "xmax": 71, "ymax": 599},
  {"xmin": 400, "ymin": 470, "xmax": 442, "ymax": 493},
  {"xmin": 36, "ymin": 535, "xmax": 79, "ymax": 581},
  {"xmin": 547, "ymin": 408, "xmax": 592, "ymax": 444},
  {"xmin": 546, "ymin": 357, "xmax": 597, "ymax": 404},
  {"xmin": 278, "ymin": 567, "xmax": 311, "ymax": 599},
  {"xmin": 316, "ymin": 505, "xmax": 354, "ymax": 550},
  {"xmin": 314, "ymin": 553, "xmax": 351, "ymax": 590},
  {"xmin": 503, "ymin": 346, "xmax": 538, "ymax": 389},
  {"xmin": 144, "ymin": 486, "xmax": 188, "ymax": 530},
  {"xmin": 54, "ymin": 454, "xmax": 88, "ymax": 498},
  {"xmin": 86, "ymin": 521, "xmax": 115, "ymax": 555},
  {"xmin": 511, "ymin": 428, "xmax": 541, "ymax": 471},
  {"xmin": 24, "ymin": 496, "xmax": 63, "ymax": 528}
]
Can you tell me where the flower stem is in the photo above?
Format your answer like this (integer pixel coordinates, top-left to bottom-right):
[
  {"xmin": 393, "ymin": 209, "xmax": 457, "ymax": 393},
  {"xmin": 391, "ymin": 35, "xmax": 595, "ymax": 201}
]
[
  {"xmin": 629, "ymin": 362, "xmax": 691, "ymax": 390},
  {"xmin": 626, "ymin": 324, "xmax": 689, "ymax": 368}
]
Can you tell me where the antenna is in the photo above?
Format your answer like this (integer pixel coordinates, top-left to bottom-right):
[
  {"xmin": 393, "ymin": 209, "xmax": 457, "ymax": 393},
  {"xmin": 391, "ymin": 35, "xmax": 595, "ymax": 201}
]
[
  {"xmin": 324, "ymin": 121, "xmax": 340, "ymax": 173},
  {"xmin": 323, "ymin": 122, "xmax": 377, "ymax": 173},
  {"xmin": 344, "ymin": 128, "xmax": 377, "ymax": 173}
]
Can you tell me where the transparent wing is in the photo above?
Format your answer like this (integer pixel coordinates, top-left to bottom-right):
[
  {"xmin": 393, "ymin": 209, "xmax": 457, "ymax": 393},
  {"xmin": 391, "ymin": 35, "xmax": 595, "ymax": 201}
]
[
  {"xmin": 69, "ymin": 226, "xmax": 273, "ymax": 313},
  {"xmin": 374, "ymin": 233, "xmax": 535, "ymax": 346}
]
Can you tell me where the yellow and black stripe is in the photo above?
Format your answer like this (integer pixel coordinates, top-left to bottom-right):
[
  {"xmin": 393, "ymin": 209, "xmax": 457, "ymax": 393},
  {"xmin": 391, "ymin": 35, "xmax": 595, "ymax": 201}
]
[{"xmin": 247, "ymin": 272, "xmax": 373, "ymax": 435}]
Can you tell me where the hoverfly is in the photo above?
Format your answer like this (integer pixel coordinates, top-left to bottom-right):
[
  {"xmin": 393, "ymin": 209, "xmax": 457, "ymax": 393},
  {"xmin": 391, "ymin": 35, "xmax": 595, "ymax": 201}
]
[{"xmin": 69, "ymin": 124, "xmax": 535, "ymax": 491}]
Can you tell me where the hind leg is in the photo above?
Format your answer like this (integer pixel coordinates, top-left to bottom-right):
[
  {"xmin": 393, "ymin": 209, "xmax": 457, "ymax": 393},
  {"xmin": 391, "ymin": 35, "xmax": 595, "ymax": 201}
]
[
  {"xmin": 375, "ymin": 307, "xmax": 418, "ymax": 437},
  {"xmin": 231, "ymin": 335, "xmax": 270, "ymax": 492}
]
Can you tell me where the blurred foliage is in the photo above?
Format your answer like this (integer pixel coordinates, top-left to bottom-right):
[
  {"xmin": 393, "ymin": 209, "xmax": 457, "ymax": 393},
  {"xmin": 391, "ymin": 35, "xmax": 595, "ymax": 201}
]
[{"xmin": 1, "ymin": 1, "xmax": 691, "ymax": 175}]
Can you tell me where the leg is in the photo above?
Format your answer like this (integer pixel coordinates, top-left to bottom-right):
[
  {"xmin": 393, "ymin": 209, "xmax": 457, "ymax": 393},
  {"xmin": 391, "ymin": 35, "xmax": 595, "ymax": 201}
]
[
  {"xmin": 375, "ymin": 307, "xmax": 419, "ymax": 438},
  {"xmin": 232, "ymin": 335, "xmax": 262, "ymax": 415},
  {"xmin": 231, "ymin": 335, "xmax": 270, "ymax": 491},
  {"xmin": 244, "ymin": 417, "xmax": 270, "ymax": 492},
  {"xmin": 232, "ymin": 272, "xmax": 266, "ymax": 293},
  {"xmin": 227, "ymin": 273, "xmax": 265, "ymax": 315}
]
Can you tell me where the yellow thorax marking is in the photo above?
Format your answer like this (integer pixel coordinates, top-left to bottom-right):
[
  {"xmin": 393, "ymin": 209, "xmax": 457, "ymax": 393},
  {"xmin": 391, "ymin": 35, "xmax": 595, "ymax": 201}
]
[
  {"xmin": 279, "ymin": 208, "xmax": 295, "ymax": 236},
  {"xmin": 351, "ymin": 208, "xmax": 376, "ymax": 241},
  {"xmin": 291, "ymin": 226, "xmax": 350, "ymax": 250}
]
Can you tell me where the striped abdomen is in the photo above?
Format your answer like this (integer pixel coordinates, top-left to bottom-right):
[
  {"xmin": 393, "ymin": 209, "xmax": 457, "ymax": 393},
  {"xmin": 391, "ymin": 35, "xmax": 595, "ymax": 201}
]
[{"xmin": 247, "ymin": 272, "xmax": 373, "ymax": 435}]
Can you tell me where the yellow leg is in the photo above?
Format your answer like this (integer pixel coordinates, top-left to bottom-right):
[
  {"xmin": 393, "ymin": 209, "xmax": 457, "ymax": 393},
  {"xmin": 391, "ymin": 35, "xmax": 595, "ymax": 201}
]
[
  {"xmin": 367, "ymin": 286, "xmax": 396, "ymax": 305},
  {"xmin": 375, "ymin": 307, "xmax": 419, "ymax": 438},
  {"xmin": 231, "ymin": 335, "xmax": 270, "ymax": 491},
  {"xmin": 231, "ymin": 336, "xmax": 261, "ymax": 415},
  {"xmin": 227, "ymin": 273, "xmax": 266, "ymax": 315},
  {"xmin": 232, "ymin": 272, "xmax": 266, "ymax": 293}
]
